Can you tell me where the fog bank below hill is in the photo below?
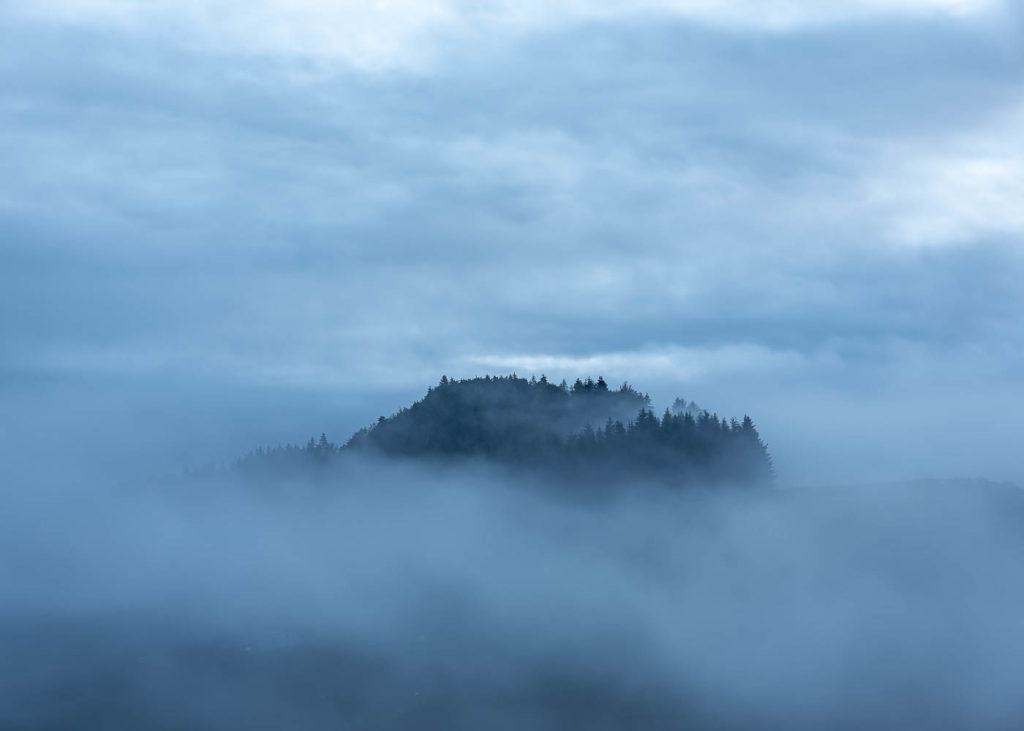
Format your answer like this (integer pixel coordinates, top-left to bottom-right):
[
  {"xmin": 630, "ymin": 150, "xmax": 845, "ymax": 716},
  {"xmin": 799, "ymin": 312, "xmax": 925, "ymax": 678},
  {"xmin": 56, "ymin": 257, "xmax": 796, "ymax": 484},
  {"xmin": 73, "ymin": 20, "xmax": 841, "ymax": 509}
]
[{"xmin": 2, "ymin": 462, "xmax": 1022, "ymax": 730}]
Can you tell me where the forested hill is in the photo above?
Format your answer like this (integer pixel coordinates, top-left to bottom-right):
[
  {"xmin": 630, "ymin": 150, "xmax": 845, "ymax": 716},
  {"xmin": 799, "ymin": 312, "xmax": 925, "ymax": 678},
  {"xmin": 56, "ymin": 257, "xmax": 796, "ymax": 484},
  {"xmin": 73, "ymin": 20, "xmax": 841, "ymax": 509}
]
[
  {"xmin": 347, "ymin": 375, "xmax": 649, "ymax": 456},
  {"xmin": 238, "ymin": 375, "xmax": 775, "ymax": 487}
]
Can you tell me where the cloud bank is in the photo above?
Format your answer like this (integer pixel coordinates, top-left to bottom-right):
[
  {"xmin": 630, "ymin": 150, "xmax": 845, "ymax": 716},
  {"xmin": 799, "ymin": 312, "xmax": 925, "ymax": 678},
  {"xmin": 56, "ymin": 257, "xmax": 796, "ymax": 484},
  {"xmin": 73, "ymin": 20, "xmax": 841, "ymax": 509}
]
[{"xmin": 3, "ymin": 462, "xmax": 1024, "ymax": 728}]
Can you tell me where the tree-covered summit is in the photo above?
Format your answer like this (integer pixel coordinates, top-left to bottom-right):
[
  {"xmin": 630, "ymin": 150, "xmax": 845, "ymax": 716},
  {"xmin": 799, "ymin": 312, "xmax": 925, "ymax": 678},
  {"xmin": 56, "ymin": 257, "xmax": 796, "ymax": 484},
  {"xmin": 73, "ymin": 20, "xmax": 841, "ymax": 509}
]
[
  {"xmin": 239, "ymin": 374, "xmax": 774, "ymax": 487},
  {"xmin": 346, "ymin": 374, "xmax": 650, "ymax": 456}
]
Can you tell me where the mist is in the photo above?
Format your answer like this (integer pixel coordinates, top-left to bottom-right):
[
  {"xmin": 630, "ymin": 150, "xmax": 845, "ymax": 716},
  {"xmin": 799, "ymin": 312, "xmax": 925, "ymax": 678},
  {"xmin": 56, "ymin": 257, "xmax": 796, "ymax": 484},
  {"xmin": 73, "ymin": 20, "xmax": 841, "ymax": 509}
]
[
  {"xmin": 4, "ymin": 0, "xmax": 1023, "ymax": 726},
  {"xmin": 4, "ymin": 443, "xmax": 1023, "ymax": 729}
]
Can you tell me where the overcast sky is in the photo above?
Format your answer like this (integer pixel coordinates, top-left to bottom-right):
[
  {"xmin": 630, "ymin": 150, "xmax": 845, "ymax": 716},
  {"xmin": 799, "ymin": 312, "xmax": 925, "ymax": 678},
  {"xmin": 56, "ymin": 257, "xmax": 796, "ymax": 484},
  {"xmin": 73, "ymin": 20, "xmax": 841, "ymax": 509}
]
[{"xmin": 2, "ymin": 0, "xmax": 1022, "ymax": 485}]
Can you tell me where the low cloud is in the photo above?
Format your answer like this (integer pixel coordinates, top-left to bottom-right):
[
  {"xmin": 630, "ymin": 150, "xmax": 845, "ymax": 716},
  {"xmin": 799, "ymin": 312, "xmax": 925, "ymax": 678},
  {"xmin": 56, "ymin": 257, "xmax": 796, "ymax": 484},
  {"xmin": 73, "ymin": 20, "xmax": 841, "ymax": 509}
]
[{"xmin": 2, "ymin": 458, "xmax": 1023, "ymax": 728}]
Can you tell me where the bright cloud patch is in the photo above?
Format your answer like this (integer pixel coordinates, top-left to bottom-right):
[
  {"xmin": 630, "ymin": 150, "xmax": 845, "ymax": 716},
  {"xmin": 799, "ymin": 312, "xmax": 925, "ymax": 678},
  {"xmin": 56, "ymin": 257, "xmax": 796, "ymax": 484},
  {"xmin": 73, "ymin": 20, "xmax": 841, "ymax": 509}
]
[
  {"xmin": 17, "ymin": 0, "xmax": 457, "ymax": 70},
  {"xmin": 467, "ymin": 345, "xmax": 809, "ymax": 385},
  {"xmin": 882, "ymin": 156, "xmax": 1024, "ymax": 246},
  {"xmin": 858, "ymin": 103, "xmax": 1024, "ymax": 247}
]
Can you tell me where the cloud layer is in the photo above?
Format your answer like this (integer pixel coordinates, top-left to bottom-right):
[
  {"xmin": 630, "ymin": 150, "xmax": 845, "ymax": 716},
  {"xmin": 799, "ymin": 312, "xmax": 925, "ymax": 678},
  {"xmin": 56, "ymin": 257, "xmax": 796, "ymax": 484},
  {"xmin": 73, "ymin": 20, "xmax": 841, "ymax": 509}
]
[
  {"xmin": 1, "ymin": 0, "xmax": 1022, "ymax": 483},
  {"xmin": 16, "ymin": 0, "xmax": 1007, "ymax": 69}
]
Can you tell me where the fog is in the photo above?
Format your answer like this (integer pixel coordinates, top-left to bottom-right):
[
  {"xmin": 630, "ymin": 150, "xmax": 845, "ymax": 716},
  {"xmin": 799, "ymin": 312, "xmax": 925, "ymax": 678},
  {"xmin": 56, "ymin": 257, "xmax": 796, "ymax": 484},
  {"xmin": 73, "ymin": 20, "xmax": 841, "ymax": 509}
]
[
  {"xmin": 3, "ymin": 444, "xmax": 1023, "ymax": 729},
  {"xmin": 3, "ymin": 1, "xmax": 1023, "ymax": 726}
]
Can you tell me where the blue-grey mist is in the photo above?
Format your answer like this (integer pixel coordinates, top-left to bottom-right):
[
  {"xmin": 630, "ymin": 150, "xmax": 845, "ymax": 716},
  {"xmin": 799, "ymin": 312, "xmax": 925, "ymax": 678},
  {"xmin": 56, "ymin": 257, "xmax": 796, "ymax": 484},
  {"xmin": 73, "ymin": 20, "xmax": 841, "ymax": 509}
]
[{"xmin": 2, "ymin": 1, "xmax": 1024, "ymax": 727}]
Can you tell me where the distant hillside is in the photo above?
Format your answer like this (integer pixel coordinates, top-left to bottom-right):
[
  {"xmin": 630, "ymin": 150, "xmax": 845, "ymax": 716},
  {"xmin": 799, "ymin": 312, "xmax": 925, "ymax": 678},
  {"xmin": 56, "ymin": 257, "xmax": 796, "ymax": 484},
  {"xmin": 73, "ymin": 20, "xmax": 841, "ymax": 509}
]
[{"xmin": 238, "ymin": 374, "xmax": 774, "ymax": 487}]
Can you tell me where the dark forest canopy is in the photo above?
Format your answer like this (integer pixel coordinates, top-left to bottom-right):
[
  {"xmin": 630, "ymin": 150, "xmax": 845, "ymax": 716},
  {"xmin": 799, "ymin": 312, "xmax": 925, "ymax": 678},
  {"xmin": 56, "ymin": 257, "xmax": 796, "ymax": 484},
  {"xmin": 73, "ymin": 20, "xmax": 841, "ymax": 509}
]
[{"xmin": 237, "ymin": 374, "xmax": 774, "ymax": 487}]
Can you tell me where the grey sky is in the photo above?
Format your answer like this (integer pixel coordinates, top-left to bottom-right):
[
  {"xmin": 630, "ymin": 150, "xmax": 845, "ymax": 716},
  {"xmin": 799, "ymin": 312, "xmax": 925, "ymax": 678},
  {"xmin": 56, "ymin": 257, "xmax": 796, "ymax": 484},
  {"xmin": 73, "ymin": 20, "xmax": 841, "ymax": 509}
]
[{"xmin": 2, "ymin": 1, "xmax": 1022, "ymax": 484}]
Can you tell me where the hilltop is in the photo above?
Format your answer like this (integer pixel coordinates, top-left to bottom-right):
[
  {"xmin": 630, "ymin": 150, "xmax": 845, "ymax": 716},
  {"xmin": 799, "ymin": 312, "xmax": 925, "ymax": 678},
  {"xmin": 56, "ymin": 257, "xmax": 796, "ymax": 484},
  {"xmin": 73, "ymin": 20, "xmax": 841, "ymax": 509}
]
[{"xmin": 238, "ymin": 374, "xmax": 774, "ymax": 487}]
